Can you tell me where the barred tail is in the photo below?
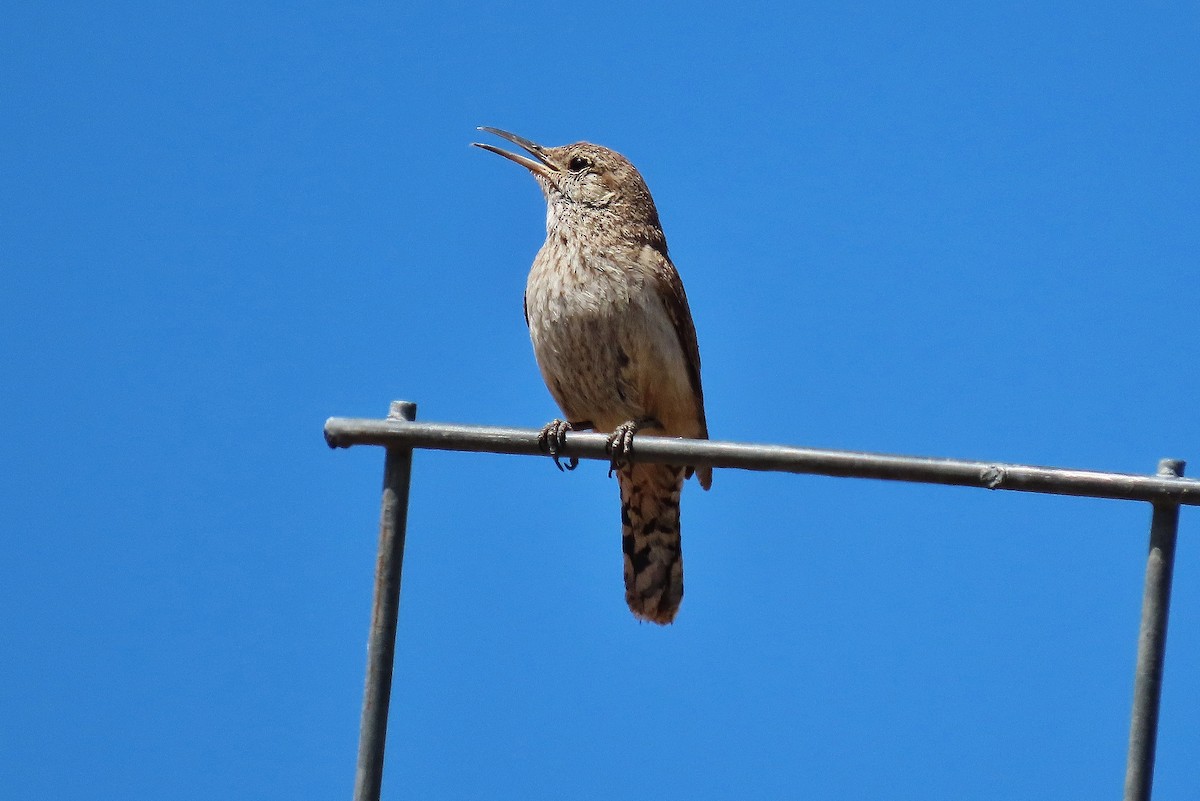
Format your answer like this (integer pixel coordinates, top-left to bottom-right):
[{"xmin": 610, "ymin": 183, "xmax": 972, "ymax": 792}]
[{"xmin": 617, "ymin": 462, "xmax": 686, "ymax": 624}]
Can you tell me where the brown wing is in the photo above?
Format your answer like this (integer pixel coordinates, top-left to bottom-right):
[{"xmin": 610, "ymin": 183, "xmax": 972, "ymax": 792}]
[{"xmin": 648, "ymin": 248, "xmax": 712, "ymax": 490}]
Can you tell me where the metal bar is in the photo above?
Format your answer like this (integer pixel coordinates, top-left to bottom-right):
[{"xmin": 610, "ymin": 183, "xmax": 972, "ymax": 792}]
[
  {"xmin": 325, "ymin": 416, "xmax": 1200, "ymax": 506},
  {"xmin": 353, "ymin": 401, "xmax": 417, "ymax": 801},
  {"xmin": 1124, "ymin": 458, "xmax": 1186, "ymax": 801}
]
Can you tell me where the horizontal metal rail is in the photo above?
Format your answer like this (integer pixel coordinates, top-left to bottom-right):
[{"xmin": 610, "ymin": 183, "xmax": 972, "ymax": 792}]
[{"xmin": 324, "ymin": 414, "xmax": 1200, "ymax": 506}]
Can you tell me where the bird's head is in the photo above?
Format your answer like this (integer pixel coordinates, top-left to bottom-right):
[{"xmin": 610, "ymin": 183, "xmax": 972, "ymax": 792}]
[{"xmin": 473, "ymin": 127, "xmax": 663, "ymax": 237}]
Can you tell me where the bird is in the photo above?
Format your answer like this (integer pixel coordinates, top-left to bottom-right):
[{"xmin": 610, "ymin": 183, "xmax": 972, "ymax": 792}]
[{"xmin": 473, "ymin": 127, "xmax": 711, "ymax": 624}]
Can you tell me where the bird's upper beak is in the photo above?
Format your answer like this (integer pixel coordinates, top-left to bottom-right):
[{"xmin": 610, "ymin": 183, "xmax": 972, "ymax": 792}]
[{"xmin": 473, "ymin": 127, "xmax": 562, "ymax": 190}]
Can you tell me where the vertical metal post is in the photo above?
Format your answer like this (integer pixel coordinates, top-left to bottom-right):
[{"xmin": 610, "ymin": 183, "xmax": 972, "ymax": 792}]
[
  {"xmin": 354, "ymin": 400, "xmax": 417, "ymax": 801},
  {"xmin": 1123, "ymin": 458, "xmax": 1185, "ymax": 801}
]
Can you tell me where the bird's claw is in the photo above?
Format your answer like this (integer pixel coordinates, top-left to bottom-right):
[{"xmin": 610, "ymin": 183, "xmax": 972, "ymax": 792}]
[
  {"xmin": 538, "ymin": 419, "xmax": 578, "ymax": 472},
  {"xmin": 606, "ymin": 419, "xmax": 643, "ymax": 477}
]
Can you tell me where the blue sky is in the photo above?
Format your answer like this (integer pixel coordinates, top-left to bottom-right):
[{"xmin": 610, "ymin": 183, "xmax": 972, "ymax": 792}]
[{"xmin": 3, "ymin": 2, "xmax": 1198, "ymax": 798}]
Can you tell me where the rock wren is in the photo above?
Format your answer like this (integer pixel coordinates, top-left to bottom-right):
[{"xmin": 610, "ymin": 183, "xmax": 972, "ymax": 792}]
[{"xmin": 474, "ymin": 127, "xmax": 711, "ymax": 625}]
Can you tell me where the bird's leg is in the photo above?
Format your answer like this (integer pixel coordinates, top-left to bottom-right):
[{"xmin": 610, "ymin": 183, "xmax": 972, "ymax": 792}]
[
  {"xmin": 606, "ymin": 417, "xmax": 663, "ymax": 477},
  {"xmin": 537, "ymin": 418, "xmax": 592, "ymax": 472}
]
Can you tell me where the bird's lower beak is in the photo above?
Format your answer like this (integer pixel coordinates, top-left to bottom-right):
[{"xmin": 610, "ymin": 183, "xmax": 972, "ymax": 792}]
[{"xmin": 473, "ymin": 127, "xmax": 562, "ymax": 188}]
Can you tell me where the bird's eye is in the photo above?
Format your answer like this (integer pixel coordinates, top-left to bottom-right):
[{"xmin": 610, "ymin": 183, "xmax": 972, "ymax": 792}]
[{"xmin": 568, "ymin": 156, "xmax": 592, "ymax": 172}]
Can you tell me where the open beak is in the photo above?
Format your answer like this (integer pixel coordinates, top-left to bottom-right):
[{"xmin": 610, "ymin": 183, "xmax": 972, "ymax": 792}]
[{"xmin": 473, "ymin": 127, "xmax": 562, "ymax": 190}]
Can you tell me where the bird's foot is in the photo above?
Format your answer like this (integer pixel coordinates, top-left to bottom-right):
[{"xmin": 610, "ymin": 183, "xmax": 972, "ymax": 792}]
[
  {"xmin": 538, "ymin": 419, "xmax": 578, "ymax": 472},
  {"xmin": 606, "ymin": 417, "xmax": 662, "ymax": 477}
]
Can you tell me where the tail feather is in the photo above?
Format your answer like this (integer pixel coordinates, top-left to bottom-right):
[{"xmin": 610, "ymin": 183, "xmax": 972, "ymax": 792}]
[{"xmin": 617, "ymin": 462, "xmax": 686, "ymax": 624}]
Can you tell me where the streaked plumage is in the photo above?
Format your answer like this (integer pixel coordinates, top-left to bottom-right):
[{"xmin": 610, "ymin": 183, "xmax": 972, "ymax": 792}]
[{"xmin": 475, "ymin": 128, "xmax": 710, "ymax": 623}]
